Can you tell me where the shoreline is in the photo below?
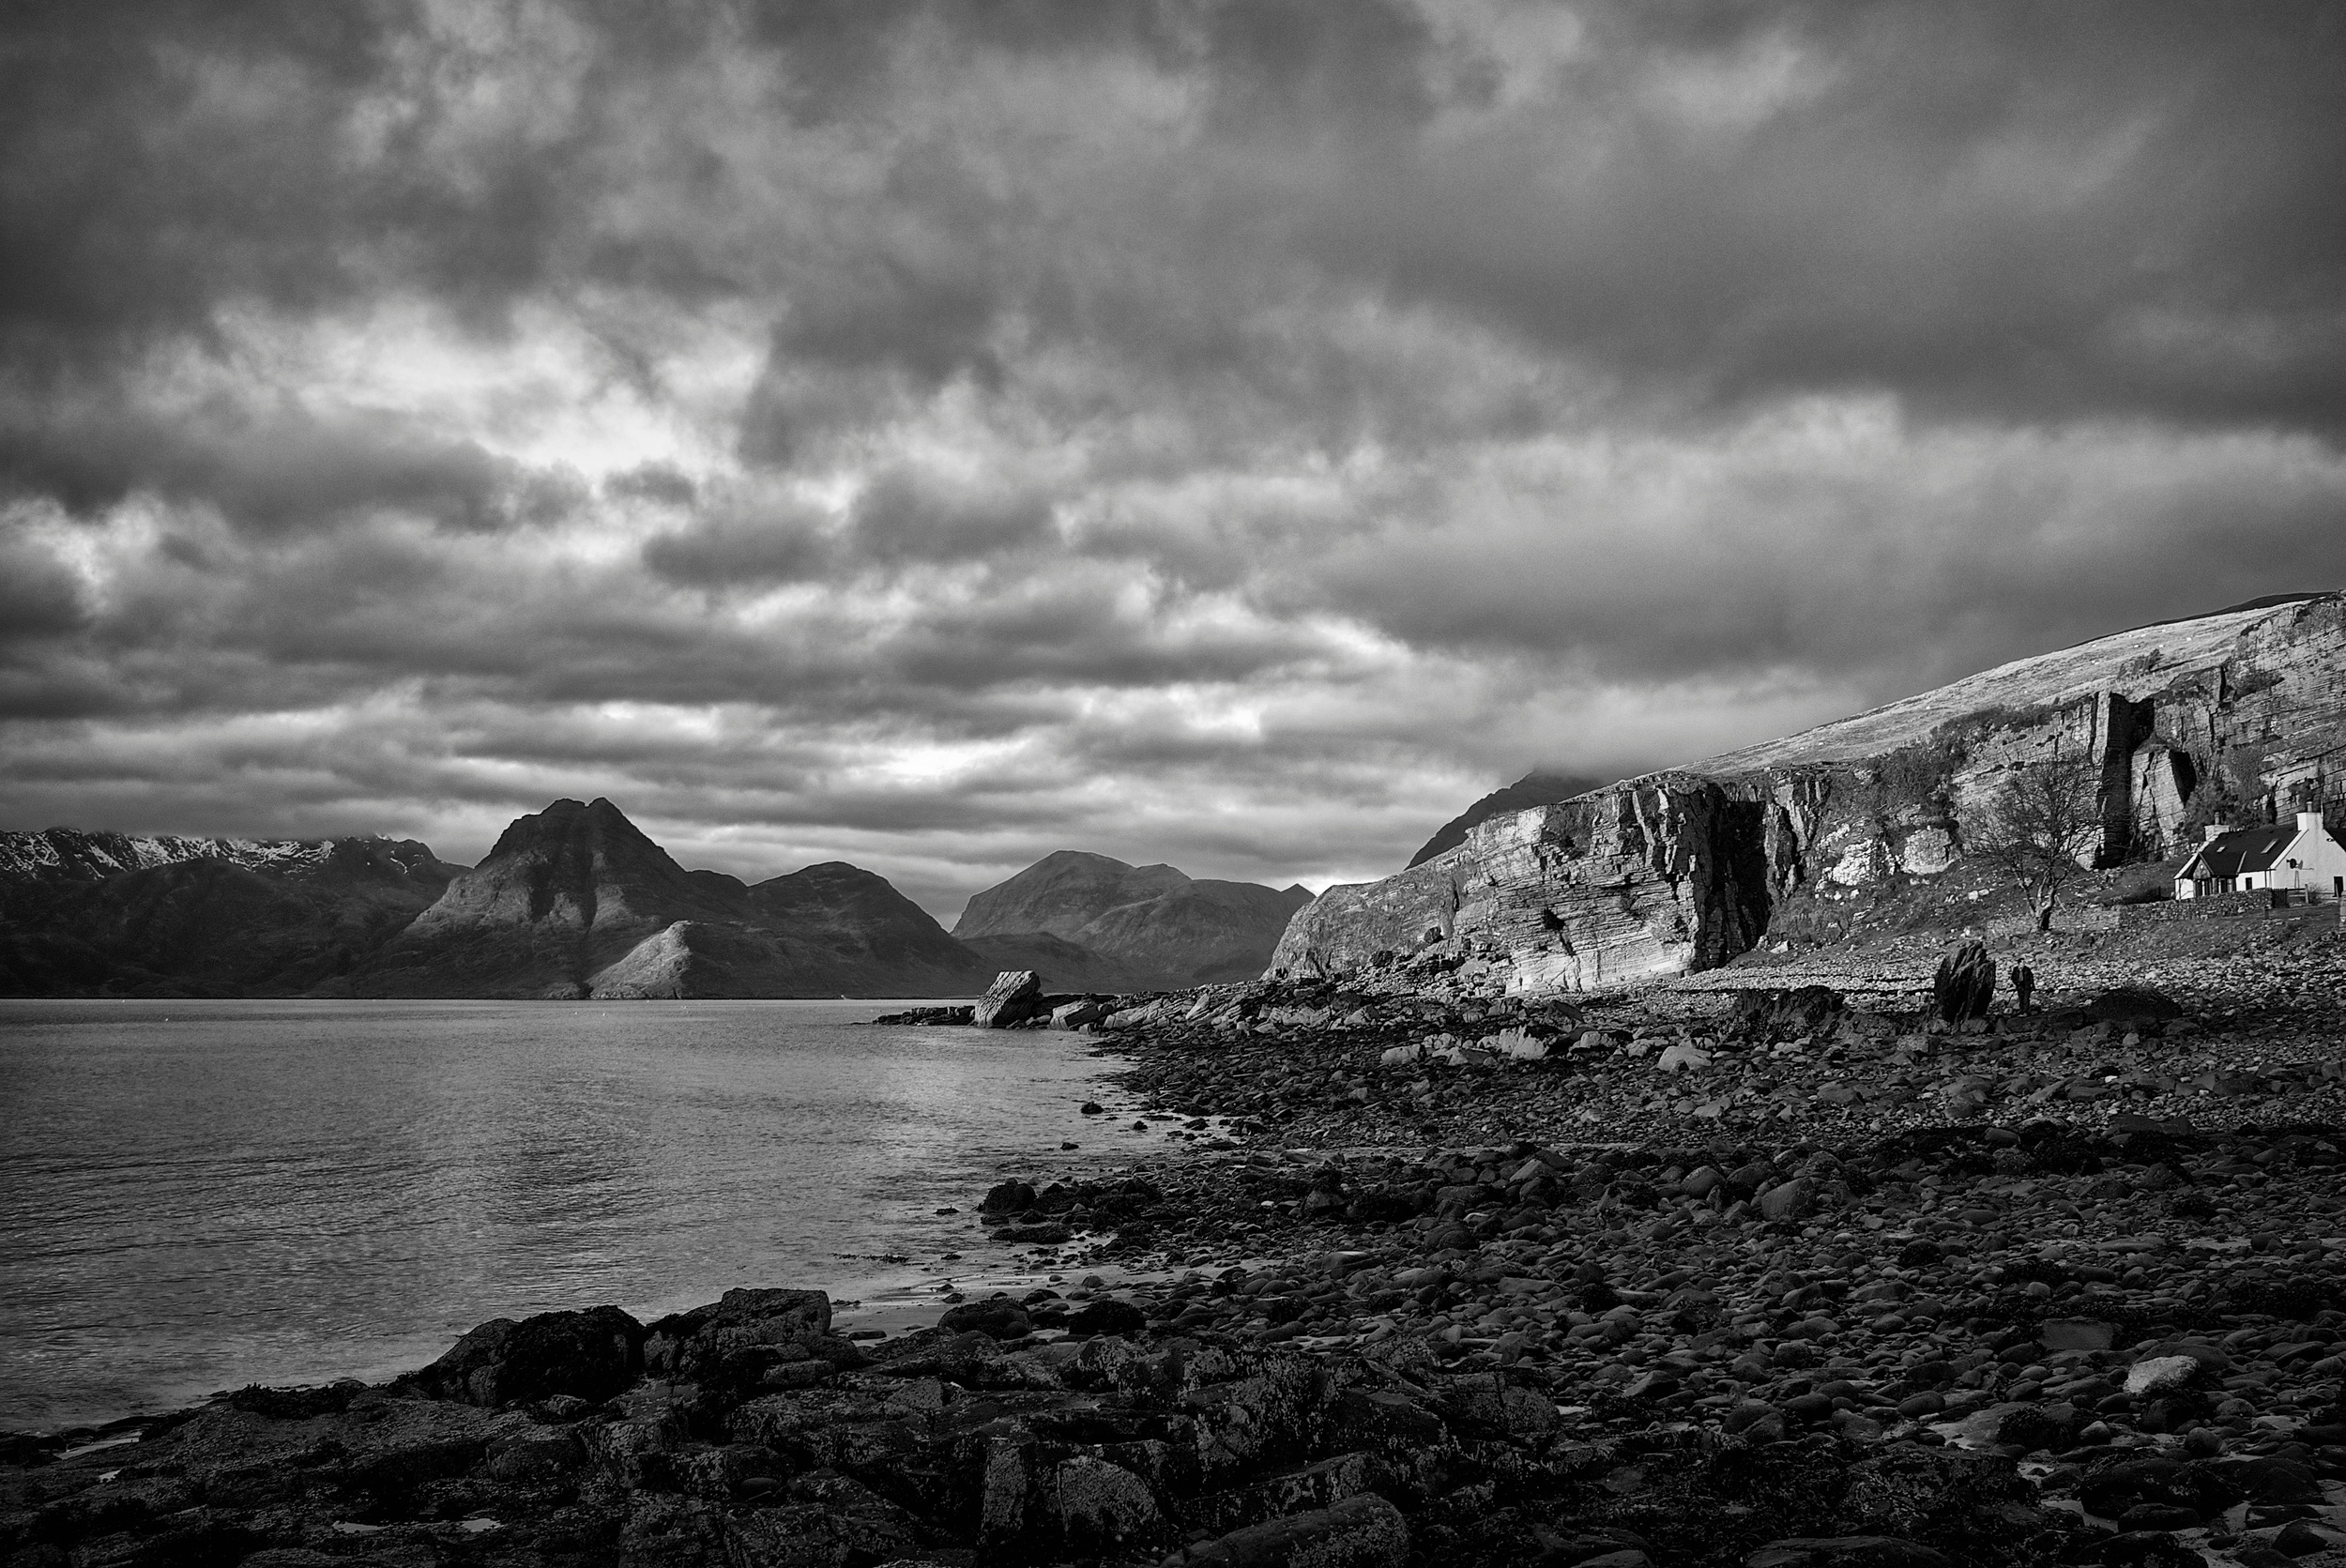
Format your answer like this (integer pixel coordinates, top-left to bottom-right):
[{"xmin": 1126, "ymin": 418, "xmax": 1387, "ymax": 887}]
[{"xmin": 8, "ymin": 944, "xmax": 2346, "ymax": 1565}]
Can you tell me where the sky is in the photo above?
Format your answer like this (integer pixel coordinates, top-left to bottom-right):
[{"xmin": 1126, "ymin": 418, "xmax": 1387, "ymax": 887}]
[{"xmin": 3, "ymin": 1, "xmax": 2344, "ymax": 921}]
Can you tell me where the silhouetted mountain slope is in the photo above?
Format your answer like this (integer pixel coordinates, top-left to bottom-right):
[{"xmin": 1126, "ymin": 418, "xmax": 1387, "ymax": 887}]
[{"xmin": 953, "ymin": 850, "xmax": 1311, "ymax": 989}]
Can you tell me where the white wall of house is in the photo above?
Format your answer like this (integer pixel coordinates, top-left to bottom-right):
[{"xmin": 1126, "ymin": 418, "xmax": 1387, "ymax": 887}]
[
  {"xmin": 2276, "ymin": 812, "xmax": 2346, "ymax": 896},
  {"xmin": 2176, "ymin": 813, "xmax": 2346, "ymax": 899}
]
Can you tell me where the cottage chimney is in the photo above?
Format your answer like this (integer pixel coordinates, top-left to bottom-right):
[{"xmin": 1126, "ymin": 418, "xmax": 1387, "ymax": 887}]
[
  {"xmin": 2298, "ymin": 811, "xmax": 2323, "ymax": 832},
  {"xmin": 2203, "ymin": 823, "xmax": 2231, "ymax": 844}
]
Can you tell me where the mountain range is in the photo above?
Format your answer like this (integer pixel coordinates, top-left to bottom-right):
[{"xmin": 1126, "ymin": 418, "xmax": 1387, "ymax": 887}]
[
  {"xmin": 952, "ymin": 850, "xmax": 1313, "ymax": 992},
  {"xmin": 0, "ymin": 803, "xmax": 1310, "ymax": 999}
]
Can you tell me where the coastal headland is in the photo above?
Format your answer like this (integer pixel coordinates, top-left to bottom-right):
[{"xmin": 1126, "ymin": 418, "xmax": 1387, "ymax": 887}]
[{"xmin": 8, "ymin": 917, "xmax": 2345, "ymax": 1568}]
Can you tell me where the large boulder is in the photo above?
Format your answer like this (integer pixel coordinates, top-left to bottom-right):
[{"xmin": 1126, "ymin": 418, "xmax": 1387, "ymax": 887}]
[
  {"xmin": 974, "ymin": 970, "xmax": 1045, "ymax": 1028},
  {"xmin": 1068, "ymin": 1298, "xmax": 1149, "ymax": 1338},
  {"xmin": 938, "ymin": 1298, "xmax": 1034, "ymax": 1340},
  {"xmin": 1732, "ymin": 985, "xmax": 1846, "ymax": 1041},
  {"xmin": 642, "ymin": 1287, "xmax": 836, "ymax": 1382},
  {"xmin": 1932, "ymin": 941, "xmax": 1996, "ymax": 1025},
  {"xmin": 407, "ymin": 1304, "xmax": 643, "ymax": 1408}
]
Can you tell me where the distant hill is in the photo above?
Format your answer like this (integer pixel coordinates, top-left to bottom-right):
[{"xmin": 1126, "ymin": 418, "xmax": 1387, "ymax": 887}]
[
  {"xmin": 347, "ymin": 799, "xmax": 991, "ymax": 998},
  {"xmin": 955, "ymin": 931, "xmax": 1161, "ymax": 996},
  {"xmin": 0, "ymin": 831, "xmax": 465, "ymax": 997},
  {"xmin": 0, "ymin": 801, "xmax": 995, "ymax": 999},
  {"xmin": 953, "ymin": 850, "xmax": 1312, "ymax": 990},
  {"xmin": 1407, "ymin": 769, "xmax": 1612, "ymax": 867}
]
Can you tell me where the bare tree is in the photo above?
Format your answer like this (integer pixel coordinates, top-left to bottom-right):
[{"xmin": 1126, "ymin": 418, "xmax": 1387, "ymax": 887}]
[{"xmin": 1966, "ymin": 753, "xmax": 2103, "ymax": 931}]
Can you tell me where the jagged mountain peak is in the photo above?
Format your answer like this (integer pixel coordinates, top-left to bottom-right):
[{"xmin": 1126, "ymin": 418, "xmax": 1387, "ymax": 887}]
[
  {"xmin": 484, "ymin": 796, "xmax": 667, "ymax": 859},
  {"xmin": 352, "ymin": 800, "xmax": 986, "ymax": 999}
]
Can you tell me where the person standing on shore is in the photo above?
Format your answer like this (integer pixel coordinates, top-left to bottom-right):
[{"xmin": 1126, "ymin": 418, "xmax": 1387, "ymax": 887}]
[{"xmin": 2012, "ymin": 962, "xmax": 2036, "ymax": 1014}]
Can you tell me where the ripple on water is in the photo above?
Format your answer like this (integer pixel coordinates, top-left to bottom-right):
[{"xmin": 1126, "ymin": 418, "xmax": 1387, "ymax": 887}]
[{"xmin": 0, "ymin": 997, "xmax": 1126, "ymax": 1429}]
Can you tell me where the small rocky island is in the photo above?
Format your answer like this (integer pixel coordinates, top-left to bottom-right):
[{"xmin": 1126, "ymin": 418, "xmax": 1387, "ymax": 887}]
[{"xmin": 8, "ymin": 921, "xmax": 2346, "ymax": 1568}]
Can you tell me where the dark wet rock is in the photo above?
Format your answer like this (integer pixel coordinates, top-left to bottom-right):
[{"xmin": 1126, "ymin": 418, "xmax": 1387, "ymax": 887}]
[
  {"xmin": 1068, "ymin": 1298, "xmax": 1149, "ymax": 1338},
  {"xmin": 2095, "ymin": 1530, "xmax": 2204, "ymax": 1567},
  {"xmin": 1758, "ymin": 1176, "xmax": 1814, "ymax": 1222},
  {"xmin": 404, "ymin": 1303, "xmax": 643, "ymax": 1408},
  {"xmin": 1732, "ymin": 985, "xmax": 1847, "ymax": 1041},
  {"xmin": 937, "ymin": 1298, "xmax": 1034, "ymax": 1339},
  {"xmin": 640, "ymin": 1286, "xmax": 835, "ymax": 1387},
  {"xmin": 981, "ymin": 1178, "xmax": 1038, "ymax": 1213},
  {"xmin": 1933, "ymin": 941, "xmax": 1996, "ymax": 1025}
]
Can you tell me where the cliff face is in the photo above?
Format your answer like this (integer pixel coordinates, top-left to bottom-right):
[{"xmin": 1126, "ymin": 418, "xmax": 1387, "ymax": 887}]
[
  {"xmin": 1274, "ymin": 593, "xmax": 2346, "ymax": 993},
  {"xmin": 0, "ymin": 833, "xmax": 464, "ymax": 997},
  {"xmin": 1273, "ymin": 776, "xmax": 1773, "ymax": 990},
  {"xmin": 953, "ymin": 850, "xmax": 1313, "ymax": 990},
  {"xmin": 356, "ymin": 801, "xmax": 992, "ymax": 999}
]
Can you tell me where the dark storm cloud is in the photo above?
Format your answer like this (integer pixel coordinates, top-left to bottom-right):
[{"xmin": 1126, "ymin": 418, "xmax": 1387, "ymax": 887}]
[
  {"xmin": 1314, "ymin": 2, "xmax": 2346, "ymax": 434},
  {"xmin": 4, "ymin": 0, "xmax": 2344, "ymax": 905},
  {"xmin": 0, "ymin": 391, "xmax": 540, "ymax": 534},
  {"xmin": 1301, "ymin": 416, "xmax": 2346, "ymax": 693},
  {"xmin": 0, "ymin": 3, "xmax": 397, "ymax": 351}
]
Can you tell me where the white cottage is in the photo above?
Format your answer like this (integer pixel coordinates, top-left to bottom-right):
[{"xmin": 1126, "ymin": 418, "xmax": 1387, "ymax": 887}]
[{"xmin": 2174, "ymin": 812, "xmax": 2346, "ymax": 900}]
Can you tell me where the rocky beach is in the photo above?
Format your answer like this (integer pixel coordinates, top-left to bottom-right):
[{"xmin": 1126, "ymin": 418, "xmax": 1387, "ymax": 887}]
[
  {"xmin": 9, "ymin": 2, "xmax": 2346, "ymax": 1560},
  {"xmin": 8, "ymin": 922, "xmax": 2346, "ymax": 1568}
]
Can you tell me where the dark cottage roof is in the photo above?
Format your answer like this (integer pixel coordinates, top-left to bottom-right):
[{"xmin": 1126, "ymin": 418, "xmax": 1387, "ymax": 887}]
[{"xmin": 2180, "ymin": 824, "xmax": 2298, "ymax": 879}]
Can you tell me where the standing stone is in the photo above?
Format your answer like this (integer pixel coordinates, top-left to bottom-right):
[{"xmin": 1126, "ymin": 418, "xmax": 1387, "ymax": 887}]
[
  {"xmin": 974, "ymin": 971, "xmax": 1044, "ymax": 1028},
  {"xmin": 1933, "ymin": 941, "xmax": 1996, "ymax": 1025}
]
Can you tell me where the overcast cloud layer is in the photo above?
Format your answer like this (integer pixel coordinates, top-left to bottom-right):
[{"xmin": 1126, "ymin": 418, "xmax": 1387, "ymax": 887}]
[{"xmin": 4, "ymin": 0, "xmax": 2343, "ymax": 917}]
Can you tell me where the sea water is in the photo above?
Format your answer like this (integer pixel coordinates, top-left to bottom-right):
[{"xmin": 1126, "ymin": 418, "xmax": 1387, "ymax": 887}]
[{"xmin": 0, "ymin": 998, "xmax": 1125, "ymax": 1429}]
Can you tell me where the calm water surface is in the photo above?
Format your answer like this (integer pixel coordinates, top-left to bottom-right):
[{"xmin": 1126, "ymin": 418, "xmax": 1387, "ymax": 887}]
[{"xmin": 0, "ymin": 999, "xmax": 1125, "ymax": 1429}]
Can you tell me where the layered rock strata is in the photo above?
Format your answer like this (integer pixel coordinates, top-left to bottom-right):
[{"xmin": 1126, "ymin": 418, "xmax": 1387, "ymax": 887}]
[{"xmin": 1282, "ymin": 594, "xmax": 2346, "ymax": 992}]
